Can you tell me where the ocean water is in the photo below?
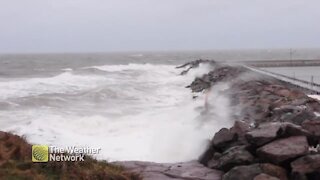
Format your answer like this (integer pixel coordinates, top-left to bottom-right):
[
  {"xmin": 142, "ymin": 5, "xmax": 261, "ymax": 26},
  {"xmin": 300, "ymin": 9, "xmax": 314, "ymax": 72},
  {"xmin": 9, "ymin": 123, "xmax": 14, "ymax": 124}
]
[
  {"xmin": 0, "ymin": 52, "xmax": 236, "ymax": 163},
  {"xmin": 0, "ymin": 50, "xmax": 320, "ymax": 162}
]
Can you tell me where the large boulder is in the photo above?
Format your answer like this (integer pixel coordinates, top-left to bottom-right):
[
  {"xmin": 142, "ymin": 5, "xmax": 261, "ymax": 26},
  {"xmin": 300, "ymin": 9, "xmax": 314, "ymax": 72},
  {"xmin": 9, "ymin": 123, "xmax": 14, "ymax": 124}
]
[
  {"xmin": 291, "ymin": 154, "xmax": 320, "ymax": 174},
  {"xmin": 245, "ymin": 123, "xmax": 282, "ymax": 146},
  {"xmin": 302, "ymin": 120, "xmax": 320, "ymax": 137},
  {"xmin": 212, "ymin": 128, "xmax": 237, "ymax": 151},
  {"xmin": 245, "ymin": 122, "xmax": 310, "ymax": 147},
  {"xmin": 260, "ymin": 163, "xmax": 288, "ymax": 180},
  {"xmin": 254, "ymin": 174, "xmax": 279, "ymax": 180},
  {"xmin": 214, "ymin": 146, "xmax": 254, "ymax": 171},
  {"xmin": 222, "ymin": 164, "xmax": 262, "ymax": 180},
  {"xmin": 223, "ymin": 163, "xmax": 288, "ymax": 180},
  {"xmin": 257, "ymin": 136, "xmax": 309, "ymax": 164},
  {"xmin": 288, "ymin": 110, "xmax": 316, "ymax": 125},
  {"xmin": 115, "ymin": 161, "xmax": 223, "ymax": 180}
]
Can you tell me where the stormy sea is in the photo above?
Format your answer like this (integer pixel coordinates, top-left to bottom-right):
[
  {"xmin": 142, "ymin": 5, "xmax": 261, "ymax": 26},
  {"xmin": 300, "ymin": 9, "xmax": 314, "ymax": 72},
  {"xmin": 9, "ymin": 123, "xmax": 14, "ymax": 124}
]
[{"xmin": 1, "ymin": 49, "xmax": 320, "ymax": 163}]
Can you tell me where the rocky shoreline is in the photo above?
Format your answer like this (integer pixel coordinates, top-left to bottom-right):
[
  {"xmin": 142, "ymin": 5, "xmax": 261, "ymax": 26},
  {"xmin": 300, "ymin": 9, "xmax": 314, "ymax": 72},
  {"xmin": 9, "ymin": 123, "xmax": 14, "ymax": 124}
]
[
  {"xmin": 1, "ymin": 60, "xmax": 320, "ymax": 179},
  {"xmin": 189, "ymin": 60, "xmax": 320, "ymax": 180},
  {"xmin": 118, "ymin": 61, "xmax": 320, "ymax": 180}
]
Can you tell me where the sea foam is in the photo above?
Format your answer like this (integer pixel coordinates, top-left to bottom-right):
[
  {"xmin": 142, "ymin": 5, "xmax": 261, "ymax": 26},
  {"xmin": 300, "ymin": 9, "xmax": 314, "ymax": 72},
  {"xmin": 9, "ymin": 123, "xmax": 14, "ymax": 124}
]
[{"xmin": 1, "ymin": 63, "xmax": 233, "ymax": 163}]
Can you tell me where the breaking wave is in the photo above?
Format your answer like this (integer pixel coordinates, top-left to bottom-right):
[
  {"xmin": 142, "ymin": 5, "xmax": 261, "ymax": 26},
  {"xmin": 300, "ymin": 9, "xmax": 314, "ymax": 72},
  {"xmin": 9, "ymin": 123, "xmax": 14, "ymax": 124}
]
[{"xmin": 1, "ymin": 63, "xmax": 232, "ymax": 163}]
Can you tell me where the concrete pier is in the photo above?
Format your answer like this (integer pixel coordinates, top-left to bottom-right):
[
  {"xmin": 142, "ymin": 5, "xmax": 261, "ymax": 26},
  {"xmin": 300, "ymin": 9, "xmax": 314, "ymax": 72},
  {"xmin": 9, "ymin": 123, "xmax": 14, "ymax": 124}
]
[
  {"xmin": 246, "ymin": 66, "xmax": 320, "ymax": 95},
  {"xmin": 242, "ymin": 59, "xmax": 320, "ymax": 67}
]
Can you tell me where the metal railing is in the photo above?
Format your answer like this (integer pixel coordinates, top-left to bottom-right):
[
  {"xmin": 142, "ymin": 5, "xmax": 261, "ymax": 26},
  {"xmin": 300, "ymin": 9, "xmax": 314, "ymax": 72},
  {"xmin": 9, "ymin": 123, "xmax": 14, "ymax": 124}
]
[{"xmin": 245, "ymin": 66, "xmax": 320, "ymax": 95}]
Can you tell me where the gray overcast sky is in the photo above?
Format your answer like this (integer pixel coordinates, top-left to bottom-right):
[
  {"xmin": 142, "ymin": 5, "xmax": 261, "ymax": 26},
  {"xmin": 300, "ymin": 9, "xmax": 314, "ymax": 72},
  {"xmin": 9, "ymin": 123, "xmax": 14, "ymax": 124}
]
[{"xmin": 0, "ymin": 0, "xmax": 319, "ymax": 53}]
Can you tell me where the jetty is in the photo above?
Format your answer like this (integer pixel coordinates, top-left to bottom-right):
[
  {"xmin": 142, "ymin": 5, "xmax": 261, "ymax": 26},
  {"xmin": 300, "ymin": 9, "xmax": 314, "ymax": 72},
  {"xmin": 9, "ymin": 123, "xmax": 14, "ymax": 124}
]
[{"xmin": 242, "ymin": 59, "xmax": 320, "ymax": 67}]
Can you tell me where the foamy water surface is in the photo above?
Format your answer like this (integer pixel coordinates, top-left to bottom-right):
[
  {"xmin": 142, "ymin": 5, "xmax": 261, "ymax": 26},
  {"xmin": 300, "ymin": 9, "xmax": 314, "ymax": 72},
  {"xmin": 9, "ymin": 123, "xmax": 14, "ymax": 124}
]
[{"xmin": 0, "ymin": 63, "xmax": 233, "ymax": 162}]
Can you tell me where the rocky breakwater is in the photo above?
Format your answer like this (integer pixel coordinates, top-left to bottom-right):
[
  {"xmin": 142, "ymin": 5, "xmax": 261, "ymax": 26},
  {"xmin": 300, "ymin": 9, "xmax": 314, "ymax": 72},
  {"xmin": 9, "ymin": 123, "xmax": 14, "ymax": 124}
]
[
  {"xmin": 181, "ymin": 60, "xmax": 320, "ymax": 180},
  {"xmin": 118, "ymin": 60, "xmax": 320, "ymax": 180}
]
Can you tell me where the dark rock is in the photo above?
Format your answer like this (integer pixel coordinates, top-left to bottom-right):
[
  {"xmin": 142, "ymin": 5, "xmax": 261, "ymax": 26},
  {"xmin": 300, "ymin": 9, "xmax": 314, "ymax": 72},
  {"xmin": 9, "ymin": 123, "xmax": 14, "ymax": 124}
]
[
  {"xmin": 274, "ymin": 89, "xmax": 292, "ymax": 98},
  {"xmin": 260, "ymin": 163, "xmax": 288, "ymax": 180},
  {"xmin": 176, "ymin": 59, "xmax": 215, "ymax": 69},
  {"xmin": 280, "ymin": 123, "xmax": 311, "ymax": 137},
  {"xmin": 115, "ymin": 161, "xmax": 223, "ymax": 180},
  {"xmin": 188, "ymin": 76, "xmax": 211, "ymax": 92},
  {"xmin": 291, "ymin": 154, "xmax": 320, "ymax": 174},
  {"xmin": 230, "ymin": 120, "xmax": 251, "ymax": 146},
  {"xmin": 302, "ymin": 120, "xmax": 320, "ymax": 137},
  {"xmin": 245, "ymin": 122, "xmax": 310, "ymax": 147},
  {"xmin": 207, "ymin": 157, "xmax": 219, "ymax": 169},
  {"xmin": 216, "ymin": 145, "xmax": 254, "ymax": 171},
  {"xmin": 198, "ymin": 142, "xmax": 219, "ymax": 168},
  {"xmin": 291, "ymin": 98, "xmax": 310, "ymax": 106},
  {"xmin": 257, "ymin": 136, "xmax": 309, "ymax": 164},
  {"xmin": 254, "ymin": 173, "xmax": 280, "ymax": 180},
  {"xmin": 213, "ymin": 128, "xmax": 237, "ymax": 151},
  {"xmin": 273, "ymin": 105, "xmax": 305, "ymax": 114},
  {"xmin": 200, "ymin": 127, "xmax": 240, "ymax": 166},
  {"xmin": 230, "ymin": 120, "xmax": 251, "ymax": 137},
  {"xmin": 223, "ymin": 163, "xmax": 287, "ymax": 180},
  {"xmin": 165, "ymin": 161, "xmax": 223, "ymax": 180},
  {"xmin": 198, "ymin": 143, "xmax": 216, "ymax": 166},
  {"xmin": 306, "ymin": 100, "xmax": 320, "ymax": 112},
  {"xmin": 222, "ymin": 164, "xmax": 262, "ymax": 180},
  {"xmin": 188, "ymin": 65, "xmax": 246, "ymax": 92},
  {"xmin": 245, "ymin": 123, "xmax": 282, "ymax": 146},
  {"xmin": 285, "ymin": 110, "xmax": 316, "ymax": 125}
]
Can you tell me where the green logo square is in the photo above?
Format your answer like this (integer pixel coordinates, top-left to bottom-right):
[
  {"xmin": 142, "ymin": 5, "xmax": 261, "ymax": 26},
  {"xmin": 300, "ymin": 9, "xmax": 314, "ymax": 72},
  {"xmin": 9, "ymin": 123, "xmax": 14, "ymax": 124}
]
[{"xmin": 32, "ymin": 145, "xmax": 49, "ymax": 162}]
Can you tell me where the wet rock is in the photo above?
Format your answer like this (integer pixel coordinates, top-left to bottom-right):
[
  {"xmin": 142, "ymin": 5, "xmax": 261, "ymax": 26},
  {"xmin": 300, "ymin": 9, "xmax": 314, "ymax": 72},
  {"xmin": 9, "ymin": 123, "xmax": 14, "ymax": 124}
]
[
  {"xmin": 188, "ymin": 65, "xmax": 246, "ymax": 92},
  {"xmin": 306, "ymin": 100, "xmax": 320, "ymax": 112},
  {"xmin": 207, "ymin": 157, "xmax": 219, "ymax": 169},
  {"xmin": 245, "ymin": 122, "xmax": 309, "ymax": 147},
  {"xmin": 245, "ymin": 123, "xmax": 282, "ymax": 146},
  {"xmin": 213, "ymin": 128, "xmax": 237, "ymax": 151},
  {"xmin": 230, "ymin": 120, "xmax": 251, "ymax": 145},
  {"xmin": 215, "ymin": 146, "xmax": 254, "ymax": 171},
  {"xmin": 116, "ymin": 161, "xmax": 223, "ymax": 180},
  {"xmin": 287, "ymin": 110, "xmax": 316, "ymax": 125},
  {"xmin": 302, "ymin": 120, "xmax": 320, "ymax": 137},
  {"xmin": 165, "ymin": 161, "xmax": 223, "ymax": 180},
  {"xmin": 257, "ymin": 136, "xmax": 309, "ymax": 164},
  {"xmin": 199, "ymin": 143, "xmax": 216, "ymax": 166},
  {"xmin": 230, "ymin": 120, "xmax": 251, "ymax": 136},
  {"xmin": 222, "ymin": 164, "xmax": 262, "ymax": 180},
  {"xmin": 219, "ymin": 163, "xmax": 287, "ymax": 180},
  {"xmin": 291, "ymin": 98, "xmax": 310, "ymax": 106},
  {"xmin": 180, "ymin": 61, "xmax": 320, "ymax": 179},
  {"xmin": 291, "ymin": 154, "xmax": 320, "ymax": 174},
  {"xmin": 254, "ymin": 173, "xmax": 280, "ymax": 180},
  {"xmin": 273, "ymin": 105, "xmax": 306, "ymax": 114},
  {"xmin": 280, "ymin": 122, "xmax": 311, "ymax": 137},
  {"xmin": 176, "ymin": 59, "xmax": 215, "ymax": 69},
  {"xmin": 180, "ymin": 60, "xmax": 216, "ymax": 75},
  {"xmin": 275, "ymin": 89, "xmax": 291, "ymax": 98},
  {"xmin": 260, "ymin": 163, "xmax": 288, "ymax": 180},
  {"xmin": 188, "ymin": 76, "xmax": 211, "ymax": 92}
]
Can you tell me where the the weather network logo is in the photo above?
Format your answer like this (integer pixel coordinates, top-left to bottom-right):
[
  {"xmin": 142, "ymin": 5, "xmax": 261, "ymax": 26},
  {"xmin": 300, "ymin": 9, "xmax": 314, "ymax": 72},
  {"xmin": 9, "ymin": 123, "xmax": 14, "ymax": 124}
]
[
  {"xmin": 32, "ymin": 145, "xmax": 49, "ymax": 162},
  {"xmin": 31, "ymin": 145, "xmax": 101, "ymax": 162}
]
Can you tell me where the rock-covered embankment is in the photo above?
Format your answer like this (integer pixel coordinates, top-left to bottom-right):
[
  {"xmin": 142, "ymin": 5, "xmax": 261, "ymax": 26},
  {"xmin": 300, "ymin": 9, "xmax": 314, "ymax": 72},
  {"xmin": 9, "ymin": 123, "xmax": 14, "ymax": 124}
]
[
  {"xmin": 182, "ymin": 60, "xmax": 320, "ymax": 180},
  {"xmin": 117, "ymin": 60, "xmax": 320, "ymax": 180}
]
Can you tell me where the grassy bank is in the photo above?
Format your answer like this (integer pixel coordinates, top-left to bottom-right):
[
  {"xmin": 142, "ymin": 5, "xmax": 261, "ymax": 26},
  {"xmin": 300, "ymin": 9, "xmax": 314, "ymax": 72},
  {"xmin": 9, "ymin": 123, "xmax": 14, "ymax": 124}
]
[{"xmin": 0, "ymin": 131, "xmax": 141, "ymax": 180}]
